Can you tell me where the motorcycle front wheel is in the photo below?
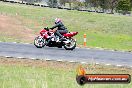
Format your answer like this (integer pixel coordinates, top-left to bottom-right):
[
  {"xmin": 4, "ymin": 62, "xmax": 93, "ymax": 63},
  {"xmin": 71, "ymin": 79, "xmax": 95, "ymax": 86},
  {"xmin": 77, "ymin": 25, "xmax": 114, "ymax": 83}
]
[
  {"xmin": 64, "ymin": 38, "xmax": 76, "ymax": 50},
  {"xmin": 34, "ymin": 36, "xmax": 46, "ymax": 48}
]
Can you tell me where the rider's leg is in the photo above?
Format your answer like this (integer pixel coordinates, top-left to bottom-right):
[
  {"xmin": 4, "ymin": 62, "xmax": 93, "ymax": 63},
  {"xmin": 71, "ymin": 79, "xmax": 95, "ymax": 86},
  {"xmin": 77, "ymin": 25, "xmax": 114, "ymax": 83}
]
[
  {"xmin": 55, "ymin": 30, "xmax": 63, "ymax": 38},
  {"xmin": 55, "ymin": 30, "xmax": 68, "ymax": 37},
  {"xmin": 55, "ymin": 30, "xmax": 68, "ymax": 41}
]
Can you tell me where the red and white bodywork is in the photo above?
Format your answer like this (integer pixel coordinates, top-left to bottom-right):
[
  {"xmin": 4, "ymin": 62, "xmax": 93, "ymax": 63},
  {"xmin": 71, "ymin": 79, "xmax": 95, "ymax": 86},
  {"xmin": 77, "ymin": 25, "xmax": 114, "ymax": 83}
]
[{"xmin": 34, "ymin": 27, "xmax": 78, "ymax": 50}]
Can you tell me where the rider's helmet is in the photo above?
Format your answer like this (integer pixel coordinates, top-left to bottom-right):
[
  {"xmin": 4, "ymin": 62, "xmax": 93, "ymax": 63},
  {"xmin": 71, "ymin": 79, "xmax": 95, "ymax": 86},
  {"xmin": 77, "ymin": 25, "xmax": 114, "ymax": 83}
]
[{"xmin": 55, "ymin": 18, "xmax": 61, "ymax": 24}]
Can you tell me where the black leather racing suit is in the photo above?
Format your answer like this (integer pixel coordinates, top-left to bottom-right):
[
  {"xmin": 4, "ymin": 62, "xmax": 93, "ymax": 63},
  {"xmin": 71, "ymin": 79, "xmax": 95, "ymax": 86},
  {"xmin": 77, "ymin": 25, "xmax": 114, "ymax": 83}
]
[{"xmin": 50, "ymin": 22, "xmax": 68, "ymax": 38}]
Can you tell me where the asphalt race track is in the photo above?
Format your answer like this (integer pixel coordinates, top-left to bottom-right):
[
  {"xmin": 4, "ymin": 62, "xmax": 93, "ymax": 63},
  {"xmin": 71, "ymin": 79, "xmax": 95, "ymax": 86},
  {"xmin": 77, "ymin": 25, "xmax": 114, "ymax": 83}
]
[{"xmin": 0, "ymin": 42, "xmax": 132, "ymax": 67}]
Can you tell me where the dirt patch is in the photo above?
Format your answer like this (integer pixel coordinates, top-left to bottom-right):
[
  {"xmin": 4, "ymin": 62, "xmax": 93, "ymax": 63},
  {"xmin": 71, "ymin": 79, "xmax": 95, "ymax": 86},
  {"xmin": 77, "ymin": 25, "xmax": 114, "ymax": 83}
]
[
  {"xmin": 0, "ymin": 56, "xmax": 79, "ymax": 71},
  {"xmin": 0, "ymin": 15, "xmax": 36, "ymax": 43}
]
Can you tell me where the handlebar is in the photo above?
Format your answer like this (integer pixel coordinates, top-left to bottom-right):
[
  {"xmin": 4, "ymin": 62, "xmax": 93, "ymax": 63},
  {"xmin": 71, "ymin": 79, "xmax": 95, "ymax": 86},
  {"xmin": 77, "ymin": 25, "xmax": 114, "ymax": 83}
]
[
  {"xmin": 44, "ymin": 27, "xmax": 49, "ymax": 31},
  {"xmin": 44, "ymin": 27, "xmax": 55, "ymax": 32}
]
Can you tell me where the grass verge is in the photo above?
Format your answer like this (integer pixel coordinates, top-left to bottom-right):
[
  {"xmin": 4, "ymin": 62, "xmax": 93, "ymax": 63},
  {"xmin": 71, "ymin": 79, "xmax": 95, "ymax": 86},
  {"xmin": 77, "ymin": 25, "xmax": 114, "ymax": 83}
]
[{"xmin": 0, "ymin": 56, "xmax": 132, "ymax": 88}]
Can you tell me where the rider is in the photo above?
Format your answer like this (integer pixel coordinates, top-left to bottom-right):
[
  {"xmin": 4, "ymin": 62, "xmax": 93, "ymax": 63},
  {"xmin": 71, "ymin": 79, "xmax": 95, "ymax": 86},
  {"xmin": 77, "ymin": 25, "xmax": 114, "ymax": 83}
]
[{"xmin": 50, "ymin": 18, "xmax": 68, "ymax": 41}]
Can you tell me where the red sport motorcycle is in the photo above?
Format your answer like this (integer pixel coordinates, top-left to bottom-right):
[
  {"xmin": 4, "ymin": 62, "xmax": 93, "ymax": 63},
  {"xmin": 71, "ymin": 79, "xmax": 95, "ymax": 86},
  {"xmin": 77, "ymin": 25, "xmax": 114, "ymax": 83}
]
[{"xmin": 34, "ymin": 27, "xmax": 78, "ymax": 50}]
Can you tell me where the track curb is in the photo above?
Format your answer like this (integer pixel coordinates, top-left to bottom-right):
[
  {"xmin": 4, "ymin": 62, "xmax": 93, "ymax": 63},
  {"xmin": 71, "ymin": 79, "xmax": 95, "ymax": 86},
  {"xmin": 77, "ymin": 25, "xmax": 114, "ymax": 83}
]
[{"xmin": 1, "ymin": 55, "xmax": 132, "ymax": 69}]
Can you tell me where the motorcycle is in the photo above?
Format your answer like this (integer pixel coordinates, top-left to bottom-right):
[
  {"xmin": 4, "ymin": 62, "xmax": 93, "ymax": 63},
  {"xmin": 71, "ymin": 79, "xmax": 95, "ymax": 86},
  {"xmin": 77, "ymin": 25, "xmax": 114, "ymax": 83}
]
[{"xmin": 34, "ymin": 27, "xmax": 78, "ymax": 50}]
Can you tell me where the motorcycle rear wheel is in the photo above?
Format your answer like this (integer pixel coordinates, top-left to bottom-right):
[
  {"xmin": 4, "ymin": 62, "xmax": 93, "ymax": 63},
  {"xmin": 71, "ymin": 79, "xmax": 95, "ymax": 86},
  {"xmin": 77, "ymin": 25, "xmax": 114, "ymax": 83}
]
[{"xmin": 64, "ymin": 38, "xmax": 76, "ymax": 50}]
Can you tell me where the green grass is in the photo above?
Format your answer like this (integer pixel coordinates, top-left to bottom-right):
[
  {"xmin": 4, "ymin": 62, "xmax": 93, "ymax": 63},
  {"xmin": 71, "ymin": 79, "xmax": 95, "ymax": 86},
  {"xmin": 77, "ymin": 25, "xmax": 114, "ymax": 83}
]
[
  {"xmin": 0, "ymin": 57, "xmax": 132, "ymax": 88},
  {"xmin": 0, "ymin": 2, "xmax": 132, "ymax": 51}
]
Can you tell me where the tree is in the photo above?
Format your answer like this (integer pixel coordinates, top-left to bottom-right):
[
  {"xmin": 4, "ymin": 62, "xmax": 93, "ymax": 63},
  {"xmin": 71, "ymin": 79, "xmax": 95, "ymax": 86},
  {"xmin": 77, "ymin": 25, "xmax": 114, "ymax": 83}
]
[
  {"xmin": 72, "ymin": 0, "xmax": 85, "ymax": 10},
  {"xmin": 99, "ymin": 0, "xmax": 106, "ymax": 12},
  {"xmin": 84, "ymin": 0, "xmax": 89, "ymax": 8},
  {"xmin": 59, "ymin": 0, "xmax": 66, "ymax": 6},
  {"xmin": 108, "ymin": 0, "xmax": 119, "ymax": 13},
  {"xmin": 66, "ymin": 0, "xmax": 73, "ymax": 9},
  {"xmin": 47, "ymin": 0, "xmax": 58, "ymax": 7},
  {"xmin": 130, "ymin": 0, "xmax": 132, "ymax": 7},
  {"xmin": 116, "ymin": 0, "xmax": 131, "ymax": 15},
  {"xmin": 86, "ymin": 0, "xmax": 101, "ymax": 11},
  {"xmin": 99, "ymin": 0, "xmax": 119, "ymax": 13}
]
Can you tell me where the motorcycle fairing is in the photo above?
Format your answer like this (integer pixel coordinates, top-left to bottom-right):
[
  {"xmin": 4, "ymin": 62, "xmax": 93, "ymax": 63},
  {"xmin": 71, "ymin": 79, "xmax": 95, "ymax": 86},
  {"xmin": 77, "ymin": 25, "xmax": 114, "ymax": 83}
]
[{"xmin": 63, "ymin": 32, "xmax": 78, "ymax": 37}]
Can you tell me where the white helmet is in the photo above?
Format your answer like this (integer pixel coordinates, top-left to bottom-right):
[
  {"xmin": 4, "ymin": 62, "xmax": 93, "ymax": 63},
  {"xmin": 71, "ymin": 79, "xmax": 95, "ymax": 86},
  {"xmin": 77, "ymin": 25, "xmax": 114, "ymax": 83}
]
[{"xmin": 55, "ymin": 18, "xmax": 61, "ymax": 24}]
